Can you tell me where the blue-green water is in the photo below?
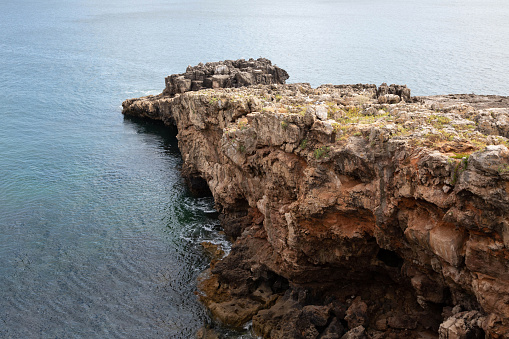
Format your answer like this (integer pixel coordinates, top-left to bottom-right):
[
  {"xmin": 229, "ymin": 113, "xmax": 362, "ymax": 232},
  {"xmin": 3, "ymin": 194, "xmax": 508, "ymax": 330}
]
[{"xmin": 0, "ymin": 0, "xmax": 507, "ymax": 337}]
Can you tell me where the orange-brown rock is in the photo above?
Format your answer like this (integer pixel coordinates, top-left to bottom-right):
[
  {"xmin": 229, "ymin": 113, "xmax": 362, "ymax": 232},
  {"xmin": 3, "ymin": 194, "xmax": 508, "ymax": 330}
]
[{"xmin": 123, "ymin": 61, "xmax": 509, "ymax": 338}]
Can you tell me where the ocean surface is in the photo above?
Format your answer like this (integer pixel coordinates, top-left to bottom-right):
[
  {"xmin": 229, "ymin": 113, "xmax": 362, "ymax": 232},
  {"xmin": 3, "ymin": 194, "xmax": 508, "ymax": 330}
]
[{"xmin": 0, "ymin": 0, "xmax": 507, "ymax": 338}]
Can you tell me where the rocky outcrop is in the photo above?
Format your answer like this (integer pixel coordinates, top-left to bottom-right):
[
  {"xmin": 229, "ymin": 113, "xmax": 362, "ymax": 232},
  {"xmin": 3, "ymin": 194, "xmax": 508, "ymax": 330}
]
[
  {"xmin": 439, "ymin": 311, "xmax": 485, "ymax": 339},
  {"xmin": 122, "ymin": 58, "xmax": 289, "ymax": 131},
  {"xmin": 376, "ymin": 83, "xmax": 411, "ymax": 104},
  {"xmin": 123, "ymin": 61, "xmax": 509, "ymax": 338},
  {"xmin": 163, "ymin": 58, "xmax": 289, "ymax": 96}
]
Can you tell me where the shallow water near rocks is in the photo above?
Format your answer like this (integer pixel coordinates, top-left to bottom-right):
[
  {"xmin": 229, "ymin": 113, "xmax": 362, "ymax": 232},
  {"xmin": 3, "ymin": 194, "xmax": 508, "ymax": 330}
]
[{"xmin": 0, "ymin": 0, "xmax": 507, "ymax": 337}]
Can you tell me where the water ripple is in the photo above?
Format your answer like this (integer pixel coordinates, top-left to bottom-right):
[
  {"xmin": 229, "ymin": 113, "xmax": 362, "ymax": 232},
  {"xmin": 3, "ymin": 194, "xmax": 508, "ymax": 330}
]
[{"xmin": 1, "ymin": 0, "xmax": 507, "ymax": 338}]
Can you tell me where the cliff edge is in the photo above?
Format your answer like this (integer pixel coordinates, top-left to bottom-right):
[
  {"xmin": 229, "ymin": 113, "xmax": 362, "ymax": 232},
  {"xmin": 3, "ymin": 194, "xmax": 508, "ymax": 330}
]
[{"xmin": 123, "ymin": 59, "xmax": 509, "ymax": 338}]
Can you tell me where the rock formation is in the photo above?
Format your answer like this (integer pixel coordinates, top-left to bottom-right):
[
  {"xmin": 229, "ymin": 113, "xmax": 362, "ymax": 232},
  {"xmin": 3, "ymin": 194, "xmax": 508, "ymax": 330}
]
[
  {"xmin": 123, "ymin": 60, "xmax": 509, "ymax": 338},
  {"xmin": 163, "ymin": 58, "xmax": 289, "ymax": 96}
]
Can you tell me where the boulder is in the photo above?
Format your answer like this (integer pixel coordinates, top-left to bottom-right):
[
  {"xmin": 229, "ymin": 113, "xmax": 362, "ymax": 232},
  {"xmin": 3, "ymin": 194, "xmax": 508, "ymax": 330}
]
[{"xmin": 438, "ymin": 311, "xmax": 485, "ymax": 339}]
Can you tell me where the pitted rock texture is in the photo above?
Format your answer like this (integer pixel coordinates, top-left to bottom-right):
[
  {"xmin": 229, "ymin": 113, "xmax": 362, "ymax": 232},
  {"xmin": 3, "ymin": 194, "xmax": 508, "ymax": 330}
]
[
  {"xmin": 376, "ymin": 83, "xmax": 411, "ymax": 104},
  {"xmin": 163, "ymin": 58, "xmax": 289, "ymax": 96},
  {"xmin": 122, "ymin": 58, "xmax": 289, "ymax": 125},
  {"xmin": 123, "ymin": 66, "xmax": 509, "ymax": 338}
]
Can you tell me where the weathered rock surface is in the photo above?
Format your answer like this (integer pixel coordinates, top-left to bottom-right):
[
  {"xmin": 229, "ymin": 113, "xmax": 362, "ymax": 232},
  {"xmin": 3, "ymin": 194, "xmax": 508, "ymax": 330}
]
[
  {"xmin": 438, "ymin": 311, "xmax": 485, "ymax": 339},
  {"xmin": 163, "ymin": 58, "xmax": 289, "ymax": 96},
  {"xmin": 122, "ymin": 58, "xmax": 289, "ymax": 136},
  {"xmin": 122, "ymin": 61, "xmax": 509, "ymax": 338}
]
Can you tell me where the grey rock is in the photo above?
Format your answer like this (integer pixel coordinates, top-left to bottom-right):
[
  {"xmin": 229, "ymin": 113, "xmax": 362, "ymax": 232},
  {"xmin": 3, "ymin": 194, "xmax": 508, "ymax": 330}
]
[
  {"xmin": 438, "ymin": 311, "xmax": 484, "ymax": 339},
  {"xmin": 340, "ymin": 326, "xmax": 366, "ymax": 339},
  {"xmin": 377, "ymin": 83, "xmax": 411, "ymax": 102},
  {"xmin": 163, "ymin": 58, "xmax": 289, "ymax": 96},
  {"xmin": 315, "ymin": 105, "xmax": 328, "ymax": 121}
]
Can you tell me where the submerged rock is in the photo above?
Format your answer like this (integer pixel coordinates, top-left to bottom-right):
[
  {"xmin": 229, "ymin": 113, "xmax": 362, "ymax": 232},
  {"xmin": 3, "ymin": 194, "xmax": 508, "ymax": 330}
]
[{"xmin": 123, "ymin": 60, "xmax": 509, "ymax": 338}]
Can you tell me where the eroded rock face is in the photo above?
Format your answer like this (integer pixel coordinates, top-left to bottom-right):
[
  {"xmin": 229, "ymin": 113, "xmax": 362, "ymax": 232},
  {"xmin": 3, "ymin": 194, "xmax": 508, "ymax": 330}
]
[
  {"xmin": 376, "ymin": 83, "xmax": 411, "ymax": 103},
  {"xmin": 122, "ymin": 62, "xmax": 509, "ymax": 338},
  {"xmin": 122, "ymin": 58, "xmax": 289, "ymax": 130},
  {"xmin": 439, "ymin": 311, "xmax": 485, "ymax": 339},
  {"xmin": 163, "ymin": 58, "xmax": 289, "ymax": 96}
]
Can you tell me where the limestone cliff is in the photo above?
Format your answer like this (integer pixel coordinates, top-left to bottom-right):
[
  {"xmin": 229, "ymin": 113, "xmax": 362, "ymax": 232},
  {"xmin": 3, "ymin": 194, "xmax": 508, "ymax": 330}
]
[{"xmin": 123, "ymin": 60, "xmax": 509, "ymax": 338}]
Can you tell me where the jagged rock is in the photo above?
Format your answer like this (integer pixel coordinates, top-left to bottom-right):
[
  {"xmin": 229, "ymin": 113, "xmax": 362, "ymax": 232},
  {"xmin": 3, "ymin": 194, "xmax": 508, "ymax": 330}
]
[
  {"xmin": 340, "ymin": 326, "xmax": 366, "ymax": 339},
  {"xmin": 163, "ymin": 58, "xmax": 289, "ymax": 96},
  {"xmin": 122, "ymin": 63, "xmax": 509, "ymax": 338},
  {"xmin": 376, "ymin": 83, "xmax": 411, "ymax": 102},
  {"xmin": 198, "ymin": 269, "xmax": 279, "ymax": 328},
  {"xmin": 344, "ymin": 297, "xmax": 368, "ymax": 329},
  {"xmin": 195, "ymin": 327, "xmax": 220, "ymax": 339},
  {"xmin": 200, "ymin": 242, "xmax": 225, "ymax": 261},
  {"xmin": 438, "ymin": 311, "xmax": 485, "ymax": 339},
  {"xmin": 321, "ymin": 317, "xmax": 345, "ymax": 339},
  {"xmin": 315, "ymin": 105, "xmax": 329, "ymax": 121},
  {"xmin": 302, "ymin": 305, "xmax": 330, "ymax": 327},
  {"xmin": 122, "ymin": 58, "xmax": 288, "ymax": 120},
  {"xmin": 377, "ymin": 93, "xmax": 401, "ymax": 104},
  {"xmin": 251, "ymin": 289, "xmax": 337, "ymax": 338},
  {"xmin": 251, "ymin": 292, "xmax": 305, "ymax": 338}
]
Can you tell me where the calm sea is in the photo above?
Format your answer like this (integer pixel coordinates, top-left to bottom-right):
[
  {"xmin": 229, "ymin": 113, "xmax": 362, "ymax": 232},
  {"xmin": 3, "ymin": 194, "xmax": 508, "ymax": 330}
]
[{"xmin": 0, "ymin": 0, "xmax": 507, "ymax": 338}]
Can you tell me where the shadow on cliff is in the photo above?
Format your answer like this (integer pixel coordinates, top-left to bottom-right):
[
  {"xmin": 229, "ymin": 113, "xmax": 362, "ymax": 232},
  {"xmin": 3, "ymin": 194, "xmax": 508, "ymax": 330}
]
[
  {"xmin": 123, "ymin": 115, "xmax": 181, "ymax": 155},
  {"xmin": 123, "ymin": 115, "xmax": 213, "ymax": 198}
]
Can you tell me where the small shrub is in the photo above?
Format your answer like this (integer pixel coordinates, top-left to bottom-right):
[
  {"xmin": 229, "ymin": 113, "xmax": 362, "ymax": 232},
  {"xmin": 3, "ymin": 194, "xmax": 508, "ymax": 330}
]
[
  {"xmin": 494, "ymin": 137, "xmax": 509, "ymax": 148},
  {"xmin": 453, "ymin": 123, "xmax": 476, "ymax": 131},
  {"xmin": 427, "ymin": 115, "xmax": 451, "ymax": 129},
  {"xmin": 450, "ymin": 153, "xmax": 470, "ymax": 160},
  {"xmin": 326, "ymin": 102, "xmax": 339, "ymax": 119},
  {"xmin": 498, "ymin": 164, "xmax": 509, "ymax": 174},
  {"xmin": 314, "ymin": 146, "xmax": 330, "ymax": 159},
  {"xmin": 451, "ymin": 157, "xmax": 469, "ymax": 185},
  {"xmin": 237, "ymin": 119, "xmax": 248, "ymax": 130}
]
